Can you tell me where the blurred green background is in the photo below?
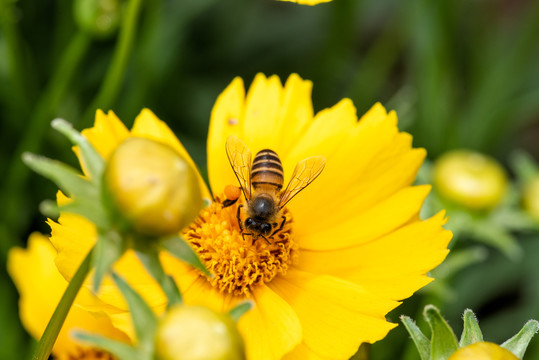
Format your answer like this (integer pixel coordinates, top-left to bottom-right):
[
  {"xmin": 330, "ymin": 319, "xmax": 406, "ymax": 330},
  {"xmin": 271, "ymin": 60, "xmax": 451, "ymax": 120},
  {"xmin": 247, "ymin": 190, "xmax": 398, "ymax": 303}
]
[{"xmin": 1, "ymin": 0, "xmax": 539, "ymax": 359}]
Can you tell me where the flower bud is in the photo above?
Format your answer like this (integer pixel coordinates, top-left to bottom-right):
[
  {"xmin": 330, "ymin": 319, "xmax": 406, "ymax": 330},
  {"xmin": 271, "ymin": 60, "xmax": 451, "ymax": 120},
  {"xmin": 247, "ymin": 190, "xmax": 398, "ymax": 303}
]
[
  {"xmin": 433, "ymin": 150, "xmax": 508, "ymax": 210},
  {"xmin": 74, "ymin": 0, "xmax": 122, "ymax": 39},
  {"xmin": 448, "ymin": 342, "xmax": 518, "ymax": 360},
  {"xmin": 104, "ymin": 137, "xmax": 202, "ymax": 237},
  {"xmin": 523, "ymin": 176, "xmax": 539, "ymax": 221},
  {"xmin": 155, "ymin": 305, "xmax": 245, "ymax": 360}
]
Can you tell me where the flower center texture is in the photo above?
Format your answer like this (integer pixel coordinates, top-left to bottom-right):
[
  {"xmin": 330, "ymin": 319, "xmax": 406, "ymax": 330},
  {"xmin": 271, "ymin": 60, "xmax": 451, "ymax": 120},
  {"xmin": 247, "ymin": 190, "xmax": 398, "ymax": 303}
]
[{"xmin": 183, "ymin": 195, "xmax": 297, "ymax": 296}]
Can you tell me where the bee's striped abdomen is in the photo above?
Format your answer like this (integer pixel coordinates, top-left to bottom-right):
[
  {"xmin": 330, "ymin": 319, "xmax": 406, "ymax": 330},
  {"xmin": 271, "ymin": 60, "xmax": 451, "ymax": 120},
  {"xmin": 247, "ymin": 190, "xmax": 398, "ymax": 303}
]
[{"xmin": 251, "ymin": 149, "xmax": 284, "ymax": 191}]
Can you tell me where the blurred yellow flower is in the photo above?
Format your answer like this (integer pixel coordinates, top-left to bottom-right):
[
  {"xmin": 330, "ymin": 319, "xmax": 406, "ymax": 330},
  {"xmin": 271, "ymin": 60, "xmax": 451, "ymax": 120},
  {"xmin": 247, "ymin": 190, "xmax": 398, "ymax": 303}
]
[
  {"xmin": 47, "ymin": 74, "xmax": 451, "ymax": 359},
  {"xmin": 448, "ymin": 342, "xmax": 519, "ymax": 360},
  {"xmin": 7, "ymin": 233, "xmax": 129, "ymax": 360},
  {"xmin": 279, "ymin": 0, "xmax": 332, "ymax": 5}
]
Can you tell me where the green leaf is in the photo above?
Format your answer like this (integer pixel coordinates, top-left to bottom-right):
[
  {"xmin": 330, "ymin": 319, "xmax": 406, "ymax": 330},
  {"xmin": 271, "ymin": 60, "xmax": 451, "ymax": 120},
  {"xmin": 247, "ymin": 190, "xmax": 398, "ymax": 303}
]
[
  {"xmin": 73, "ymin": 332, "xmax": 143, "ymax": 360},
  {"xmin": 111, "ymin": 272, "xmax": 158, "ymax": 350},
  {"xmin": 135, "ymin": 247, "xmax": 182, "ymax": 307},
  {"xmin": 162, "ymin": 235, "xmax": 210, "ymax": 277},
  {"xmin": 400, "ymin": 315, "xmax": 431, "ymax": 360},
  {"xmin": 424, "ymin": 305, "xmax": 458, "ymax": 360},
  {"xmin": 469, "ymin": 222, "xmax": 523, "ymax": 261},
  {"xmin": 501, "ymin": 320, "xmax": 539, "ymax": 359},
  {"xmin": 92, "ymin": 230, "xmax": 124, "ymax": 292},
  {"xmin": 459, "ymin": 309, "xmax": 483, "ymax": 347},
  {"xmin": 22, "ymin": 152, "xmax": 97, "ymax": 200},
  {"xmin": 228, "ymin": 301, "xmax": 254, "ymax": 322},
  {"xmin": 32, "ymin": 250, "xmax": 92, "ymax": 360},
  {"xmin": 510, "ymin": 150, "xmax": 539, "ymax": 184},
  {"xmin": 51, "ymin": 118, "xmax": 105, "ymax": 183}
]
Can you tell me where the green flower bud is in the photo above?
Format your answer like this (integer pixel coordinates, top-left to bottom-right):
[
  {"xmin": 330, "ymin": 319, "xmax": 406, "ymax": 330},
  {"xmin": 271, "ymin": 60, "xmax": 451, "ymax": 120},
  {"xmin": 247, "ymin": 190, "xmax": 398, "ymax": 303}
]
[
  {"xmin": 523, "ymin": 176, "xmax": 539, "ymax": 221},
  {"xmin": 74, "ymin": 0, "xmax": 122, "ymax": 38},
  {"xmin": 433, "ymin": 150, "xmax": 508, "ymax": 210},
  {"xmin": 448, "ymin": 342, "xmax": 518, "ymax": 360},
  {"xmin": 155, "ymin": 305, "xmax": 246, "ymax": 360},
  {"xmin": 104, "ymin": 137, "xmax": 202, "ymax": 237}
]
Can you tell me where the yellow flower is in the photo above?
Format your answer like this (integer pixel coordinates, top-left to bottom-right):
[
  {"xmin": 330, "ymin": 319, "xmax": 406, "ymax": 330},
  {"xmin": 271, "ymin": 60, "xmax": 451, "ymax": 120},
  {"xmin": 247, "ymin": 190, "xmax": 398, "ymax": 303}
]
[
  {"xmin": 278, "ymin": 0, "xmax": 332, "ymax": 5},
  {"xmin": 48, "ymin": 74, "xmax": 451, "ymax": 359},
  {"xmin": 7, "ymin": 233, "xmax": 129, "ymax": 360}
]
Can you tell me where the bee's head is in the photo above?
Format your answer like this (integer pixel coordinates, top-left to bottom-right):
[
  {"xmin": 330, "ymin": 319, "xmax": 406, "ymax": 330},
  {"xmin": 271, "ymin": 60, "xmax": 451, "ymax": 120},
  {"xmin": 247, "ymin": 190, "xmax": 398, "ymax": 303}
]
[{"xmin": 244, "ymin": 218, "xmax": 272, "ymax": 237}]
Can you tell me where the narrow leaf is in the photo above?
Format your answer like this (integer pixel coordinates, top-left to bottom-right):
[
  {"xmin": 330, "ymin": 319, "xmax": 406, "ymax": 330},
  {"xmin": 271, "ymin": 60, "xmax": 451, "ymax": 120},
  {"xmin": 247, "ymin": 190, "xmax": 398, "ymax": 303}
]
[
  {"xmin": 510, "ymin": 150, "xmax": 539, "ymax": 184},
  {"xmin": 32, "ymin": 250, "xmax": 92, "ymax": 360},
  {"xmin": 228, "ymin": 301, "xmax": 254, "ymax": 322},
  {"xmin": 162, "ymin": 235, "xmax": 210, "ymax": 276},
  {"xmin": 400, "ymin": 315, "xmax": 431, "ymax": 360},
  {"xmin": 501, "ymin": 320, "xmax": 539, "ymax": 359},
  {"xmin": 92, "ymin": 231, "xmax": 124, "ymax": 292},
  {"xmin": 73, "ymin": 332, "xmax": 142, "ymax": 360},
  {"xmin": 469, "ymin": 222, "xmax": 523, "ymax": 261},
  {"xmin": 59, "ymin": 200, "xmax": 109, "ymax": 230},
  {"xmin": 111, "ymin": 272, "xmax": 158, "ymax": 349},
  {"xmin": 22, "ymin": 152, "xmax": 97, "ymax": 200},
  {"xmin": 424, "ymin": 305, "xmax": 458, "ymax": 360},
  {"xmin": 51, "ymin": 118, "xmax": 105, "ymax": 182},
  {"xmin": 135, "ymin": 247, "xmax": 182, "ymax": 307},
  {"xmin": 460, "ymin": 309, "xmax": 483, "ymax": 347}
]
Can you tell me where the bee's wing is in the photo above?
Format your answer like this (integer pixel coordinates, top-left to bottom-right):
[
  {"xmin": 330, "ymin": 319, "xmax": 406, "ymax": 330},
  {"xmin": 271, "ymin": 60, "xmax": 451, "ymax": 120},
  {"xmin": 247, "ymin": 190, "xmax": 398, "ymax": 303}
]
[
  {"xmin": 279, "ymin": 156, "xmax": 325, "ymax": 208},
  {"xmin": 225, "ymin": 135, "xmax": 252, "ymax": 200}
]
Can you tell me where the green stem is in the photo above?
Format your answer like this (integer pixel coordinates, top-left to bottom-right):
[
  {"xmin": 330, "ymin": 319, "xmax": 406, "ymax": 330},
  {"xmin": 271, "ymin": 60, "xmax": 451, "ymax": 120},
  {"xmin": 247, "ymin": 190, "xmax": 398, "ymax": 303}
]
[
  {"xmin": 0, "ymin": 31, "xmax": 91, "ymax": 242},
  {"xmin": 81, "ymin": 0, "xmax": 144, "ymax": 127},
  {"xmin": 32, "ymin": 248, "xmax": 93, "ymax": 360}
]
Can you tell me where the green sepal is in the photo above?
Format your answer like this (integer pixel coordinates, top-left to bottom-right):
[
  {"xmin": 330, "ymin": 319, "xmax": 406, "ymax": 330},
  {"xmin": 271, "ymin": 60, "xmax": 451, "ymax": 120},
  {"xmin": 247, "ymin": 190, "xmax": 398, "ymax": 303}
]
[
  {"xmin": 501, "ymin": 320, "xmax": 539, "ymax": 359},
  {"xmin": 400, "ymin": 315, "xmax": 430, "ymax": 360},
  {"xmin": 51, "ymin": 118, "xmax": 105, "ymax": 182},
  {"xmin": 39, "ymin": 199, "xmax": 60, "ymax": 219},
  {"xmin": 73, "ymin": 332, "xmax": 144, "ymax": 360},
  {"xmin": 59, "ymin": 199, "xmax": 109, "ymax": 229},
  {"xmin": 459, "ymin": 309, "xmax": 483, "ymax": 347},
  {"xmin": 22, "ymin": 152, "xmax": 97, "ymax": 200},
  {"xmin": 92, "ymin": 230, "xmax": 124, "ymax": 292},
  {"xmin": 162, "ymin": 235, "xmax": 211, "ymax": 277},
  {"xmin": 228, "ymin": 301, "xmax": 254, "ymax": 322},
  {"xmin": 424, "ymin": 305, "xmax": 458, "ymax": 360},
  {"xmin": 135, "ymin": 246, "xmax": 182, "ymax": 307},
  {"xmin": 111, "ymin": 272, "xmax": 158, "ymax": 352}
]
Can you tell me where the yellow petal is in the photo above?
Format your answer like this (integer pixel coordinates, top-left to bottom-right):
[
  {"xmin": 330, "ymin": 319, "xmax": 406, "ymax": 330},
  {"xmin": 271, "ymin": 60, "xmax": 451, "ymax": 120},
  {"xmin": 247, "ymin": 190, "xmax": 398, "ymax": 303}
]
[
  {"xmin": 283, "ymin": 342, "xmax": 331, "ymax": 360},
  {"xmin": 81, "ymin": 109, "xmax": 129, "ymax": 160},
  {"xmin": 207, "ymin": 74, "xmax": 314, "ymax": 196},
  {"xmin": 207, "ymin": 76, "xmax": 246, "ymax": 196},
  {"xmin": 7, "ymin": 233, "xmax": 128, "ymax": 357},
  {"xmin": 270, "ymin": 269, "xmax": 397, "ymax": 359},
  {"xmin": 278, "ymin": 0, "xmax": 332, "ymax": 5},
  {"xmin": 237, "ymin": 285, "xmax": 302, "ymax": 360},
  {"xmin": 296, "ymin": 185, "xmax": 431, "ymax": 250},
  {"xmin": 130, "ymin": 108, "xmax": 211, "ymax": 199},
  {"xmin": 297, "ymin": 212, "xmax": 452, "ymax": 300}
]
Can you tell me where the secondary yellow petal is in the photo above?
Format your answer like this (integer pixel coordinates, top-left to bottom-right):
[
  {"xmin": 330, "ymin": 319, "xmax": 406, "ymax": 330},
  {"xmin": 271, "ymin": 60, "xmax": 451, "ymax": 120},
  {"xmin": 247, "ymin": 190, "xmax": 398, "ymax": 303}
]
[
  {"xmin": 297, "ymin": 212, "xmax": 452, "ymax": 300},
  {"xmin": 284, "ymin": 342, "xmax": 332, "ymax": 360},
  {"xmin": 81, "ymin": 109, "xmax": 129, "ymax": 160},
  {"xmin": 7, "ymin": 233, "xmax": 128, "ymax": 357},
  {"xmin": 270, "ymin": 269, "xmax": 397, "ymax": 359},
  {"xmin": 237, "ymin": 285, "xmax": 302, "ymax": 360}
]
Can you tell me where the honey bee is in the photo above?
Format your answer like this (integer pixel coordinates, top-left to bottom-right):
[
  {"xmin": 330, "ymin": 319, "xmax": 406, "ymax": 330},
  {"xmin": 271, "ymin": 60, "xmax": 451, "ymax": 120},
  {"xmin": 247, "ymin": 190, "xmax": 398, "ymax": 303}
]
[{"xmin": 225, "ymin": 135, "xmax": 325, "ymax": 243}]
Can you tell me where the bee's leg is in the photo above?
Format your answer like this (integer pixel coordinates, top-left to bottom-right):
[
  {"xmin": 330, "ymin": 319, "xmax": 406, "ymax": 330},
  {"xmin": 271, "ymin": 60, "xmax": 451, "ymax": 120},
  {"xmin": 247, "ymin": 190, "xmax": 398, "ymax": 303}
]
[
  {"xmin": 260, "ymin": 235, "xmax": 271, "ymax": 245},
  {"xmin": 270, "ymin": 216, "xmax": 287, "ymax": 237},
  {"xmin": 236, "ymin": 204, "xmax": 244, "ymax": 233},
  {"xmin": 222, "ymin": 198, "xmax": 238, "ymax": 208},
  {"xmin": 242, "ymin": 232, "xmax": 253, "ymax": 242}
]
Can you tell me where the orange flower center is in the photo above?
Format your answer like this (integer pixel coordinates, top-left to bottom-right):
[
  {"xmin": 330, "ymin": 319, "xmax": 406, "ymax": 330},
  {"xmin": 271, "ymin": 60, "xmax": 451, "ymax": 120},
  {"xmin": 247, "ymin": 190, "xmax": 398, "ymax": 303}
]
[{"xmin": 183, "ymin": 195, "xmax": 297, "ymax": 296}]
